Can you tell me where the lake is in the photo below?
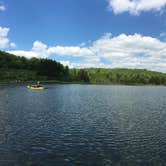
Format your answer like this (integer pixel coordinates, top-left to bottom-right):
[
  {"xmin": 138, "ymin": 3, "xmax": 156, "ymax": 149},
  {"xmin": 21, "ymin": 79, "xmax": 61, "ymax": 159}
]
[{"xmin": 0, "ymin": 84, "xmax": 166, "ymax": 165}]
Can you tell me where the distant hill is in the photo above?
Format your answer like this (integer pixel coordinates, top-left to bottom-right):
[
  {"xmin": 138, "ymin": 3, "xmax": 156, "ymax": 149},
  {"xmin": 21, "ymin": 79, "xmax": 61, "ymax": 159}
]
[
  {"xmin": 0, "ymin": 50, "xmax": 166, "ymax": 85},
  {"xmin": 70, "ymin": 68, "xmax": 166, "ymax": 85}
]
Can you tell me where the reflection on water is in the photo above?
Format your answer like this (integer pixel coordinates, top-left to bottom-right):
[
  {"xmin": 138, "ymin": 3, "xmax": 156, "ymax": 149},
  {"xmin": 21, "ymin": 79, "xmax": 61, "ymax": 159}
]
[{"xmin": 0, "ymin": 84, "xmax": 166, "ymax": 165}]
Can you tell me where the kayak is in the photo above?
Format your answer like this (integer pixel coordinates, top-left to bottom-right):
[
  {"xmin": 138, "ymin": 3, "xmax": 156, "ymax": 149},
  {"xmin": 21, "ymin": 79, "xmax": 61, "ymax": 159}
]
[{"xmin": 27, "ymin": 85, "xmax": 45, "ymax": 90}]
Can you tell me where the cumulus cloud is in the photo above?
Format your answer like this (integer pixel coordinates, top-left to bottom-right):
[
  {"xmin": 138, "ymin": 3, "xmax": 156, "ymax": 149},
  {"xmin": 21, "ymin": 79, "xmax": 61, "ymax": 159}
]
[
  {"xmin": 32, "ymin": 41, "xmax": 48, "ymax": 58},
  {"xmin": 48, "ymin": 46, "xmax": 94, "ymax": 57},
  {"xmin": 0, "ymin": 26, "xmax": 16, "ymax": 49},
  {"xmin": 0, "ymin": 5, "xmax": 5, "ymax": 11},
  {"xmin": 9, "ymin": 41, "xmax": 95, "ymax": 59},
  {"xmin": 108, "ymin": 0, "xmax": 166, "ymax": 15},
  {"xmin": 8, "ymin": 42, "xmax": 47, "ymax": 59},
  {"xmin": 8, "ymin": 33, "xmax": 166, "ymax": 72}
]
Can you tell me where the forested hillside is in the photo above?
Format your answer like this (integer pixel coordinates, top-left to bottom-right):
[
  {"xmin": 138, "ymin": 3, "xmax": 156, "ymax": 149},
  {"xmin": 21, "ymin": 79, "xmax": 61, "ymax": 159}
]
[
  {"xmin": 0, "ymin": 50, "xmax": 166, "ymax": 85},
  {"xmin": 0, "ymin": 51, "xmax": 69, "ymax": 81},
  {"xmin": 70, "ymin": 68, "xmax": 166, "ymax": 85}
]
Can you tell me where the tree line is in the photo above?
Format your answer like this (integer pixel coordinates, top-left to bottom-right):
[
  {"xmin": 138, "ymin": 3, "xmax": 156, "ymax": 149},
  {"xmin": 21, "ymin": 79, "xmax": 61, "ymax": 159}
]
[
  {"xmin": 0, "ymin": 50, "xmax": 166, "ymax": 85},
  {"xmin": 0, "ymin": 51, "xmax": 69, "ymax": 81},
  {"xmin": 70, "ymin": 68, "xmax": 166, "ymax": 85}
]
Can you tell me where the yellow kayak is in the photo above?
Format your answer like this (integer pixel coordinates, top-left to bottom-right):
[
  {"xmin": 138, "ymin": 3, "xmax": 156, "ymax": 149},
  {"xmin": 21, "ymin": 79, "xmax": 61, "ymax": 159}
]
[{"xmin": 27, "ymin": 85, "xmax": 45, "ymax": 90}]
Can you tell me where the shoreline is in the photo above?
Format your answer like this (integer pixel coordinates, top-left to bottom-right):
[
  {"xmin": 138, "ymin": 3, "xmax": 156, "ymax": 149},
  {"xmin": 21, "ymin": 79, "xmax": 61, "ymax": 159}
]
[{"xmin": 0, "ymin": 80, "xmax": 165, "ymax": 86}]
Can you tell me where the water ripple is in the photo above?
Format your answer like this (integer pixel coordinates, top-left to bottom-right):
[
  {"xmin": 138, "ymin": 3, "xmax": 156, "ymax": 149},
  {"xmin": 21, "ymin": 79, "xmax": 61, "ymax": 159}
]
[{"xmin": 0, "ymin": 84, "xmax": 165, "ymax": 165}]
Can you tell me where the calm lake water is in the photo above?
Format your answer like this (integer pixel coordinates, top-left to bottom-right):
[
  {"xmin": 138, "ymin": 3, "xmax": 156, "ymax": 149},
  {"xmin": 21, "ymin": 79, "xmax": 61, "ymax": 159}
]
[{"xmin": 0, "ymin": 84, "xmax": 166, "ymax": 166}]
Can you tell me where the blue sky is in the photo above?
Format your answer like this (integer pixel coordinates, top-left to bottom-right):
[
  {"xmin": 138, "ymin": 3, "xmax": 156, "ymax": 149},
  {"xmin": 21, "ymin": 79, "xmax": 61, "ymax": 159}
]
[{"xmin": 0, "ymin": 0, "xmax": 166, "ymax": 72}]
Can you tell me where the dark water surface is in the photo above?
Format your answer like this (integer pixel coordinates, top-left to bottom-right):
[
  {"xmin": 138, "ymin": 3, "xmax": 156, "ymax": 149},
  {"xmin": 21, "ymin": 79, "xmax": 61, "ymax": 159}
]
[{"xmin": 0, "ymin": 84, "xmax": 166, "ymax": 166}]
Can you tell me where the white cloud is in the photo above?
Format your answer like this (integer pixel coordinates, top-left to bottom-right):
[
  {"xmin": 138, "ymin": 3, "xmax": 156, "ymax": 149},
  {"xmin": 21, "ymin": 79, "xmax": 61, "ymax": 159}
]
[
  {"xmin": 0, "ymin": 26, "xmax": 16, "ymax": 49},
  {"xmin": 0, "ymin": 27, "xmax": 9, "ymax": 37},
  {"xmin": 108, "ymin": 0, "xmax": 166, "ymax": 15},
  {"xmin": 0, "ymin": 5, "xmax": 5, "ymax": 11},
  {"xmin": 48, "ymin": 46, "xmax": 94, "ymax": 57},
  {"xmin": 32, "ymin": 40, "xmax": 48, "ymax": 58},
  {"xmin": 8, "ymin": 50, "xmax": 38, "ymax": 58},
  {"xmin": 8, "ymin": 33, "xmax": 166, "ymax": 72},
  {"xmin": 9, "ymin": 41, "xmax": 47, "ymax": 59},
  {"xmin": 10, "ymin": 42, "xmax": 16, "ymax": 48}
]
